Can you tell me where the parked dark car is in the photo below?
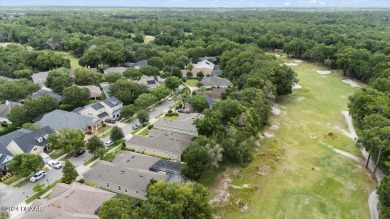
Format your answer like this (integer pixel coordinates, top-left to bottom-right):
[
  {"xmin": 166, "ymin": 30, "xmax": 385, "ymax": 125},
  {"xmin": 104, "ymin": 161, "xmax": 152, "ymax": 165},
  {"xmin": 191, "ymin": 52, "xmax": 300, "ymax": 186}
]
[
  {"xmin": 105, "ymin": 118, "xmax": 116, "ymax": 124},
  {"xmin": 178, "ymin": 109, "xmax": 187, "ymax": 113},
  {"xmin": 74, "ymin": 149, "xmax": 85, "ymax": 157}
]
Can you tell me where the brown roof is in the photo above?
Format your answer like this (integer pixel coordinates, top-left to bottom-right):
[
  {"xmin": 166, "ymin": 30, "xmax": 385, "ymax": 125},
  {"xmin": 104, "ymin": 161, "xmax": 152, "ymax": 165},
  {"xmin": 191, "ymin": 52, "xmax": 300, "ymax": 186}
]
[
  {"xmin": 69, "ymin": 68, "xmax": 98, "ymax": 78},
  {"xmin": 17, "ymin": 183, "xmax": 115, "ymax": 219},
  {"xmin": 198, "ymin": 88, "xmax": 226, "ymax": 99},
  {"xmin": 191, "ymin": 68, "xmax": 213, "ymax": 75},
  {"xmin": 77, "ymin": 85, "xmax": 102, "ymax": 98}
]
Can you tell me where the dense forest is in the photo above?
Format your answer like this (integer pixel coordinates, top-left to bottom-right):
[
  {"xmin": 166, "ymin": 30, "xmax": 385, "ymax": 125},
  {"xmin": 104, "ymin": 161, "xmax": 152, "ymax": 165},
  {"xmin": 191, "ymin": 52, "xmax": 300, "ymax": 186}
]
[{"xmin": 1, "ymin": 8, "xmax": 390, "ymax": 217}]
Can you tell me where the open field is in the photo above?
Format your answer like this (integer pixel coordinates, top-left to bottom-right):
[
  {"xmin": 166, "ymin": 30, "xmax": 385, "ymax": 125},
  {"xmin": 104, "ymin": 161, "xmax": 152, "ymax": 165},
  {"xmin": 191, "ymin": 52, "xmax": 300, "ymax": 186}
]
[
  {"xmin": 39, "ymin": 50, "xmax": 81, "ymax": 69},
  {"xmin": 185, "ymin": 79, "xmax": 199, "ymax": 87},
  {"xmin": 214, "ymin": 54, "xmax": 376, "ymax": 219}
]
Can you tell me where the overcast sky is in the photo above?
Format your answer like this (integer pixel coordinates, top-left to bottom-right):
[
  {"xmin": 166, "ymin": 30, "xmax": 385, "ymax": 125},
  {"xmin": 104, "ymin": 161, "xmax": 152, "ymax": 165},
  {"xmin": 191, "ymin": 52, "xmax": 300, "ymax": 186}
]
[{"xmin": 1, "ymin": 0, "xmax": 389, "ymax": 7}]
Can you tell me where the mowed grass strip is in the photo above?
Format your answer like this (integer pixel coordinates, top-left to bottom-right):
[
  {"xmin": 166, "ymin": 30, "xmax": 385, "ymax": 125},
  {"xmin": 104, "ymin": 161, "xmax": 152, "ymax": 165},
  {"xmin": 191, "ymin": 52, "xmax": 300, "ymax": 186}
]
[{"xmin": 215, "ymin": 55, "xmax": 376, "ymax": 219}]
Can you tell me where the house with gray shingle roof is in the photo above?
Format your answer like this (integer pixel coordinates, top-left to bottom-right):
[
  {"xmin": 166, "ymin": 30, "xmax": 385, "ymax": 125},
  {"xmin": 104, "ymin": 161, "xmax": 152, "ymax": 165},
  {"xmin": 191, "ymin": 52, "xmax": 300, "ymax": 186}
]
[
  {"xmin": 17, "ymin": 182, "xmax": 116, "ymax": 219},
  {"xmin": 6, "ymin": 126, "xmax": 54, "ymax": 156},
  {"xmin": 201, "ymin": 76, "xmax": 232, "ymax": 88},
  {"xmin": 103, "ymin": 67, "xmax": 127, "ymax": 75},
  {"xmin": 0, "ymin": 100, "xmax": 22, "ymax": 124},
  {"xmin": 31, "ymin": 71, "xmax": 49, "ymax": 84},
  {"xmin": 33, "ymin": 110, "xmax": 101, "ymax": 133},
  {"xmin": 84, "ymin": 151, "xmax": 182, "ymax": 200},
  {"xmin": 0, "ymin": 129, "xmax": 31, "ymax": 168},
  {"xmin": 126, "ymin": 129, "xmax": 193, "ymax": 161},
  {"xmin": 154, "ymin": 113, "xmax": 203, "ymax": 136},
  {"xmin": 134, "ymin": 60, "xmax": 148, "ymax": 69},
  {"xmin": 31, "ymin": 90, "xmax": 62, "ymax": 103},
  {"xmin": 134, "ymin": 76, "xmax": 164, "ymax": 90},
  {"xmin": 74, "ymin": 97, "xmax": 123, "ymax": 120}
]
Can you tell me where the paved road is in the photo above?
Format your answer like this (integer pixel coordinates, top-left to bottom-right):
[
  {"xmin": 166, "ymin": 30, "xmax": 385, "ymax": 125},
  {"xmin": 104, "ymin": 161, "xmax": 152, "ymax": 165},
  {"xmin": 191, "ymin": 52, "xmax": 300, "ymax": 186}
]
[
  {"xmin": 342, "ymin": 111, "xmax": 384, "ymax": 219},
  {"xmin": 0, "ymin": 164, "xmax": 62, "ymax": 207},
  {"xmin": 0, "ymin": 99, "xmax": 175, "ymax": 211}
]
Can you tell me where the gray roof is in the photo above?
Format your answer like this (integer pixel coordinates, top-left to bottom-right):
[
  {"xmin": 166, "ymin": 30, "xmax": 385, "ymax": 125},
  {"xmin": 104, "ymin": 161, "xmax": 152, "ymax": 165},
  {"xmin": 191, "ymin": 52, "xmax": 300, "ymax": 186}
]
[
  {"xmin": 0, "ymin": 101, "xmax": 22, "ymax": 118},
  {"xmin": 103, "ymin": 67, "xmax": 127, "ymax": 74},
  {"xmin": 91, "ymin": 103, "xmax": 105, "ymax": 110},
  {"xmin": 31, "ymin": 71, "xmax": 49, "ymax": 84},
  {"xmin": 199, "ymin": 56, "xmax": 217, "ymax": 62},
  {"xmin": 204, "ymin": 95, "xmax": 216, "ymax": 108},
  {"xmin": 149, "ymin": 159, "xmax": 183, "ymax": 174},
  {"xmin": 101, "ymin": 84, "xmax": 111, "ymax": 98},
  {"xmin": 13, "ymin": 126, "xmax": 54, "ymax": 153},
  {"xmin": 212, "ymin": 70, "xmax": 224, "ymax": 76},
  {"xmin": 122, "ymin": 62, "xmax": 136, "ymax": 67},
  {"xmin": 112, "ymin": 151, "xmax": 161, "ymax": 170},
  {"xmin": 33, "ymin": 110, "xmax": 97, "ymax": 131},
  {"xmin": 0, "ymin": 129, "xmax": 31, "ymax": 165},
  {"xmin": 0, "ymin": 76, "xmax": 14, "ymax": 81},
  {"xmin": 102, "ymin": 97, "xmax": 122, "ymax": 108},
  {"xmin": 84, "ymin": 162, "xmax": 168, "ymax": 195},
  {"xmin": 97, "ymin": 112, "xmax": 108, "ymax": 119},
  {"xmin": 18, "ymin": 183, "xmax": 115, "ymax": 219},
  {"xmin": 202, "ymin": 76, "xmax": 232, "ymax": 87},
  {"xmin": 127, "ymin": 130, "xmax": 193, "ymax": 155},
  {"xmin": 135, "ymin": 60, "xmax": 148, "ymax": 67},
  {"xmin": 154, "ymin": 113, "xmax": 203, "ymax": 133},
  {"xmin": 32, "ymin": 90, "xmax": 62, "ymax": 103}
]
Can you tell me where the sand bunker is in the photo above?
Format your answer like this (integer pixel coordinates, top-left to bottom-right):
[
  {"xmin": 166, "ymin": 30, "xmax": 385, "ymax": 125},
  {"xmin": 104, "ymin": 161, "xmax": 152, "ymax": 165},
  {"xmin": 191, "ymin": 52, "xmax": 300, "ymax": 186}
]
[
  {"xmin": 342, "ymin": 79, "xmax": 361, "ymax": 88},
  {"xmin": 316, "ymin": 70, "xmax": 332, "ymax": 75},
  {"xmin": 294, "ymin": 59, "xmax": 304, "ymax": 63},
  {"xmin": 282, "ymin": 63, "xmax": 298, "ymax": 66},
  {"xmin": 292, "ymin": 83, "xmax": 302, "ymax": 89},
  {"xmin": 271, "ymin": 105, "xmax": 281, "ymax": 115}
]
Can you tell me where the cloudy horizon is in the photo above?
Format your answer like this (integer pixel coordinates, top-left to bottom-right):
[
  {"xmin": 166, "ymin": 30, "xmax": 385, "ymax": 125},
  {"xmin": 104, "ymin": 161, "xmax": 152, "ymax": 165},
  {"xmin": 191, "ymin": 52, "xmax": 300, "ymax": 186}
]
[{"xmin": 1, "ymin": 0, "xmax": 390, "ymax": 8}]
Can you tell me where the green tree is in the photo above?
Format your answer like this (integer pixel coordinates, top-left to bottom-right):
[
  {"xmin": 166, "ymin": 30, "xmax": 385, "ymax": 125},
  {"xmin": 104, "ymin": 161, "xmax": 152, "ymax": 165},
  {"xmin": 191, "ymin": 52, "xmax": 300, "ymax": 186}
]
[
  {"xmin": 45, "ymin": 68, "xmax": 73, "ymax": 93},
  {"xmin": 8, "ymin": 94, "xmax": 58, "ymax": 125},
  {"xmin": 189, "ymin": 95, "xmax": 208, "ymax": 112},
  {"xmin": 144, "ymin": 181, "xmax": 213, "ymax": 219},
  {"xmin": 7, "ymin": 154, "xmax": 45, "ymax": 177},
  {"xmin": 33, "ymin": 182, "xmax": 45, "ymax": 193},
  {"xmin": 378, "ymin": 176, "xmax": 390, "ymax": 218},
  {"xmin": 74, "ymin": 68, "xmax": 101, "ymax": 85},
  {"xmin": 110, "ymin": 126, "xmax": 124, "ymax": 142},
  {"xmin": 123, "ymin": 68, "xmax": 141, "ymax": 80},
  {"xmin": 86, "ymin": 136, "xmax": 104, "ymax": 155},
  {"xmin": 181, "ymin": 145, "xmax": 211, "ymax": 180},
  {"xmin": 0, "ymin": 79, "xmax": 39, "ymax": 101},
  {"xmin": 137, "ymin": 110, "xmax": 149, "ymax": 124},
  {"xmin": 164, "ymin": 76, "xmax": 182, "ymax": 93},
  {"xmin": 120, "ymin": 104, "xmax": 136, "ymax": 119},
  {"xmin": 109, "ymin": 79, "xmax": 148, "ymax": 105},
  {"xmin": 62, "ymin": 86, "xmax": 91, "ymax": 109},
  {"xmin": 99, "ymin": 198, "xmax": 143, "ymax": 219},
  {"xmin": 62, "ymin": 160, "xmax": 78, "ymax": 184},
  {"xmin": 104, "ymin": 72, "xmax": 122, "ymax": 83},
  {"xmin": 148, "ymin": 57, "xmax": 165, "ymax": 70},
  {"xmin": 79, "ymin": 50, "xmax": 102, "ymax": 68},
  {"xmin": 139, "ymin": 65, "xmax": 160, "ymax": 76},
  {"xmin": 134, "ymin": 93, "xmax": 157, "ymax": 109},
  {"xmin": 94, "ymin": 147, "xmax": 106, "ymax": 159},
  {"xmin": 0, "ymin": 211, "xmax": 10, "ymax": 219},
  {"xmin": 48, "ymin": 128, "xmax": 85, "ymax": 154},
  {"xmin": 151, "ymin": 85, "xmax": 171, "ymax": 100}
]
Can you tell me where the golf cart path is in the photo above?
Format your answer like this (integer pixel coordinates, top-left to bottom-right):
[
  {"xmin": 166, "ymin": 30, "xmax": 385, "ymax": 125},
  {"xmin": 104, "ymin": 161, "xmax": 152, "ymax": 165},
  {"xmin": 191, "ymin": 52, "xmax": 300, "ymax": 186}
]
[{"xmin": 342, "ymin": 111, "xmax": 384, "ymax": 219}]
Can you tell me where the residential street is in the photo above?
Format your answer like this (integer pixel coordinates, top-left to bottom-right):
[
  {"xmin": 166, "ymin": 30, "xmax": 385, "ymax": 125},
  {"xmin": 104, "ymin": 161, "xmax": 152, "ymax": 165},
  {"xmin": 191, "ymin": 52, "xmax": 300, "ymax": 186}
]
[{"xmin": 0, "ymin": 99, "xmax": 175, "ymax": 213}]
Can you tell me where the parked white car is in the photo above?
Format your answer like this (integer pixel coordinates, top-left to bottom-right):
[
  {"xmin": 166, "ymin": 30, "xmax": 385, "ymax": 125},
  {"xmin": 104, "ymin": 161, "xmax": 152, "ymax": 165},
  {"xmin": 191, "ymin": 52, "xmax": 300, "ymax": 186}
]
[
  {"xmin": 40, "ymin": 153, "xmax": 50, "ymax": 164},
  {"xmin": 30, "ymin": 170, "xmax": 46, "ymax": 182},
  {"xmin": 105, "ymin": 141, "xmax": 114, "ymax": 146},
  {"xmin": 48, "ymin": 160, "xmax": 63, "ymax": 169}
]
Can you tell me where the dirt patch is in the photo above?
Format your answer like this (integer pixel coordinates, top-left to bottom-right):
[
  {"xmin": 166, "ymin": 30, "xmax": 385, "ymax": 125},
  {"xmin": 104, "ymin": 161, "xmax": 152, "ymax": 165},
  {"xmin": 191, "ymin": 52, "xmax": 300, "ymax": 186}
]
[
  {"xmin": 209, "ymin": 174, "xmax": 231, "ymax": 207},
  {"xmin": 316, "ymin": 70, "xmax": 332, "ymax": 75},
  {"xmin": 281, "ymin": 63, "xmax": 298, "ymax": 66},
  {"xmin": 292, "ymin": 83, "xmax": 302, "ymax": 89},
  {"xmin": 294, "ymin": 59, "xmax": 304, "ymax": 63},
  {"xmin": 271, "ymin": 104, "xmax": 281, "ymax": 115},
  {"xmin": 342, "ymin": 79, "xmax": 361, "ymax": 88},
  {"xmin": 261, "ymin": 131, "xmax": 275, "ymax": 139}
]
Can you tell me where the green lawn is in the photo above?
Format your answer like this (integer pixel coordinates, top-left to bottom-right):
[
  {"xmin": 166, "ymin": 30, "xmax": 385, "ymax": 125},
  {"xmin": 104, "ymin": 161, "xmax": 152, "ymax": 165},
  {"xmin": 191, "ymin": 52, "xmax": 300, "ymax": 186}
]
[
  {"xmin": 215, "ymin": 55, "xmax": 375, "ymax": 219},
  {"xmin": 14, "ymin": 179, "xmax": 29, "ymax": 187},
  {"xmin": 39, "ymin": 50, "xmax": 81, "ymax": 69},
  {"xmin": 164, "ymin": 115, "xmax": 178, "ymax": 120},
  {"xmin": 26, "ymin": 179, "xmax": 62, "ymax": 204},
  {"xmin": 144, "ymin": 35, "xmax": 155, "ymax": 43},
  {"xmin": 2, "ymin": 174, "xmax": 23, "ymax": 185},
  {"xmin": 138, "ymin": 129, "xmax": 149, "ymax": 136},
  {"xmin": 49, "ymin": 149, "xmax": 66, "ymax": 159},
  {"xmin": 185, "ymin": 79, "xmax": 199, "ymax": 87}
]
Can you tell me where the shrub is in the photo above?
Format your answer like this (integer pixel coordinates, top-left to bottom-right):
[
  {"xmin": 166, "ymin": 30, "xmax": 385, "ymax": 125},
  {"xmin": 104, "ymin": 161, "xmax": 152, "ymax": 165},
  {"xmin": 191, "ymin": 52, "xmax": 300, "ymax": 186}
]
[
  {"xmin": 148, "ymin": 125, "xmax": 154, "ymax": 130},
  {"xmin": 77, "ymin": 179, "xmax": 85, "ymax": 184},
  {"xmin": 86, "ymin": 130, "xmax": 92, "ymax": 135},
  {"xmin": 168, "ymin": 109, "xmax": 173, "ymax": 114},
  {"xmin": 1, "ymin": 122, "xmax": 8, "ymax": 127},
  {"xmin": 102, "ymin": 123, "xmax": 107, "ymax": 127},
  {"xmin": 121, "ymin": 142, "xmax": 126, "ymax": 149}
]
